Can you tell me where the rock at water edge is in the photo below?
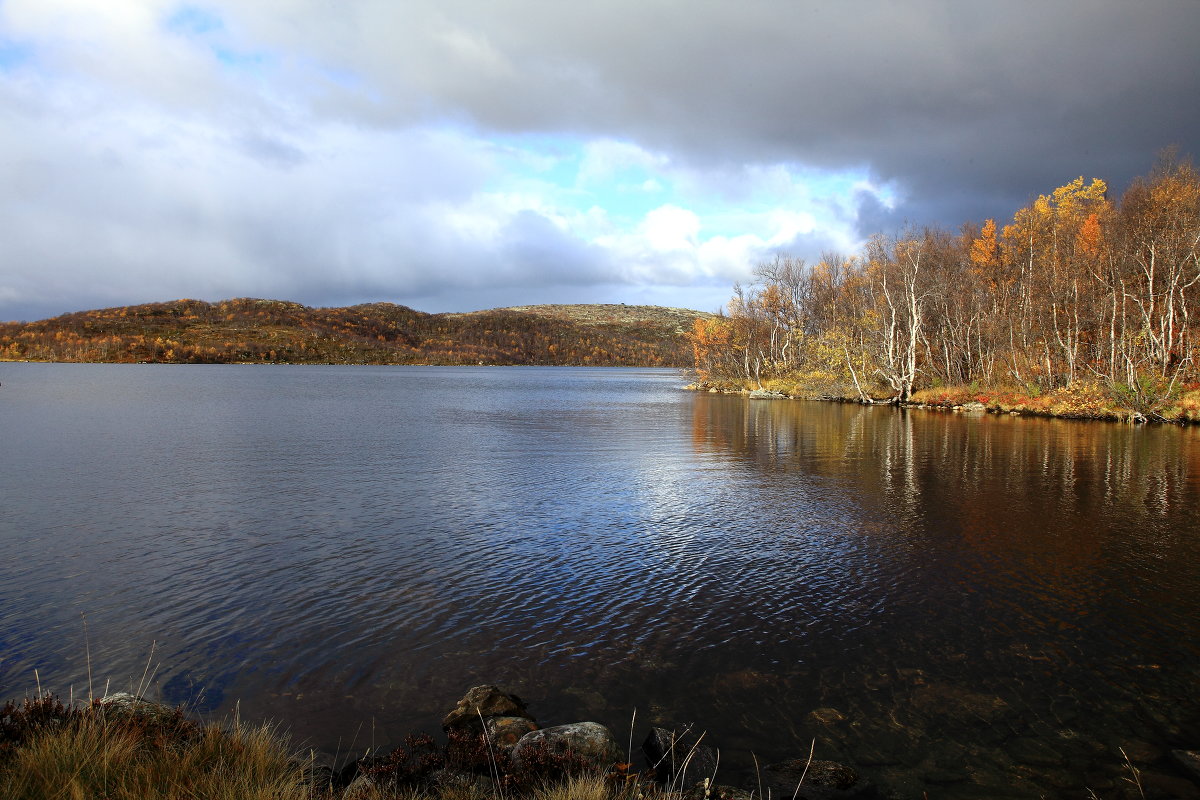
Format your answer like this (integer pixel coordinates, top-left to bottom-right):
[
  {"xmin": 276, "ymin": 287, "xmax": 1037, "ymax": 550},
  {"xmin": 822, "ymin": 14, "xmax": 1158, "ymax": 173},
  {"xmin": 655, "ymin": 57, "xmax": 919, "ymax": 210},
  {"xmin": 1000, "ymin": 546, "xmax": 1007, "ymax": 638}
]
[
  {"xmin": 484, "ymin": 716, "xmax": 540, "ymax": 752},
  {"xmin": 512, "ymin": 722, "xmax": 622, "ymax": 771},
  {"xmin": 442, "ymin": 685, "xmax": 534, "ymax": 731}
]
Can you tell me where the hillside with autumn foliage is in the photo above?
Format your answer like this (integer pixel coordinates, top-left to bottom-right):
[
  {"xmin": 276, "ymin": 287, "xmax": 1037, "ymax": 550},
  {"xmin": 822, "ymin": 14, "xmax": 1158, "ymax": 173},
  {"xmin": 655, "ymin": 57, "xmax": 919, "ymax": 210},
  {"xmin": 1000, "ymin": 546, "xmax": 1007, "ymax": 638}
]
[
  {"xmin": 689, "ymin": 155, "xmax": 1200, "ymax": 422},
  {"xmin": 0, "ymin": 300, "xmax": 709, "ymax": 367}
]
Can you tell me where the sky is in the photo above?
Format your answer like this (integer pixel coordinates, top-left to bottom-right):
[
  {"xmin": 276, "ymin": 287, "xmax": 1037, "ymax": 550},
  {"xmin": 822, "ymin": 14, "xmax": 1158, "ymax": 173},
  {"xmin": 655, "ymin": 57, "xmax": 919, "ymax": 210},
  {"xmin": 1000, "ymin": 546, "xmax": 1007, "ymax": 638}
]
[{"xmin": 1, "ymin": 1, "xmax": 1198, "ymax": 322}]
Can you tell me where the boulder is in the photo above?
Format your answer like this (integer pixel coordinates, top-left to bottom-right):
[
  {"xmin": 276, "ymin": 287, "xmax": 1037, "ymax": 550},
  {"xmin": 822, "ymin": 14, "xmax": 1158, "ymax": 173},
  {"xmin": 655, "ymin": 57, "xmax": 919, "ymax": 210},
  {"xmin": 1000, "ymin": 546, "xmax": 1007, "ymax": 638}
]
[
  {"xmin": 512, "ymin": 722, "xmax": 622, "ymax": 771},
  {"xmin": 484, "ymin": 716, "xmax": 540, "ymax": 752},
  {"xmin": 341, "ymin": 775, "xmax": 376, "ymax": 800},
  {"xmin": 749, "ymin": 389, "xmax": 786, "ymax": 399},
  {"xmin": 97, "ymin": 692, "xmax": 186, "ymax": 727},
  {"xmin": 760, "ymin": 758, "xmax": 873, "ymax": 800},
  {"xmin": 642, "ymin": 723, "xmax": 719, "ymax": 789},
  {"xmin": 98, "ymin": 692, "xmax": 166, "ymax": 715},
  {"xmin": 442, "ymin": 685, "xmax": 534, "ymax": 731}
]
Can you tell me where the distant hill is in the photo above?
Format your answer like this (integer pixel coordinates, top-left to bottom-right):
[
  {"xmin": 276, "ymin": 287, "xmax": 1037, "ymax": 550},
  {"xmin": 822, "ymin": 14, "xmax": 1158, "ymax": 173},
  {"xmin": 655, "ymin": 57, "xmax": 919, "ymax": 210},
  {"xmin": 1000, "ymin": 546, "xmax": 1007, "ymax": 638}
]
[{"xmin": 0, "ymin": 299, "xmax": 714, "ymax": 367}]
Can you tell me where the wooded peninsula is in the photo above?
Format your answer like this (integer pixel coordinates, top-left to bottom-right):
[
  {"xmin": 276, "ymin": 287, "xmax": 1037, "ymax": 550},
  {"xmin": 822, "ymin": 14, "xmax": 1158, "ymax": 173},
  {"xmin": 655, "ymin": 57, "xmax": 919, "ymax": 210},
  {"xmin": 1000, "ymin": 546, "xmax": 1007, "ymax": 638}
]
[{"xmin": 689, "ymin": 156, "xmax": 1200, "ymax": 422}]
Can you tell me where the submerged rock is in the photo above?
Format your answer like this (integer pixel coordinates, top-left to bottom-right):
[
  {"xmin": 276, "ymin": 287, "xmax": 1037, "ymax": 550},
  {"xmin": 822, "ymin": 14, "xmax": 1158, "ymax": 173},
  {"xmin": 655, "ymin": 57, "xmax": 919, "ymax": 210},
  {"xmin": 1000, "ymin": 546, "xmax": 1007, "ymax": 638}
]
[
  {"xmin": 761, "ymin": 758, "xmax": 873, "ymax": 799},
  {"xmin": 1119, "ymin": 739, "xmax": 1163, "ymax": 764},
  {"xmin": 1143, "ymin": 770, "xmax": 1200, "ymax": 799},
  {"xmin": 442, "ymin": 685, "xmax": 534, "ymax": 731},
  {"xmin": 643, "ymin": 723, "xmax": 719, "ymax": 789},
  {"xmin": 1171, "ymin": 749, "xmax": 1200, "ymax": 783},
  {"xmin": 808, "ymin": 707, "xmax": 848, "ymax": 725},
  {"xmin": 908, "ymin": 683, "xmax": 1010, "ymax": 723},
  {"xmin": 512, "ymin": 721, "xmax": 622, "ymax": 771},
  {"xmin": 1006, "ymin": 737, "xmax": 1067, "ymax": 768}
]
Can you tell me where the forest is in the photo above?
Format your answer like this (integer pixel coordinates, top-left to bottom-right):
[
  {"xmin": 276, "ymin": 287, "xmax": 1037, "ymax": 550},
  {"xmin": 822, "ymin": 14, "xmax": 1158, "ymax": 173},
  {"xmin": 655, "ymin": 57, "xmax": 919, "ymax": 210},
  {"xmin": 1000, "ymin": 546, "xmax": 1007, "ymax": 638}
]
[
  {"xmin": 0, "ymin": 300, "xmax": 701, "ymax": 368},
  {"xmin": 689, "ymin": 155, "xmax": 1200, "ymax": 421}
]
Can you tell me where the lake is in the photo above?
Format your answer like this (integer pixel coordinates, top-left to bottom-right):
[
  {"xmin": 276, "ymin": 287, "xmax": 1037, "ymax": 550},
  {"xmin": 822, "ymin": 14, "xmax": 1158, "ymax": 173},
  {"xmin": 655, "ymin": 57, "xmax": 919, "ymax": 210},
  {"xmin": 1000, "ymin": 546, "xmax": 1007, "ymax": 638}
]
[{"xmin": 2, "ymin": 363, "xmax": 1200, "ymax": 798}]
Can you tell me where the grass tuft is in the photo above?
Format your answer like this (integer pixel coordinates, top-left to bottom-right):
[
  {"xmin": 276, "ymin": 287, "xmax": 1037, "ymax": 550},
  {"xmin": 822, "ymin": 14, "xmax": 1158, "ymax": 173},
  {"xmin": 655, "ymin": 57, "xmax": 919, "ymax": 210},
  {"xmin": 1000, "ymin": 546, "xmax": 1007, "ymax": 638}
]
[
  {"xmin": 531, "ymin": 774, "xmax": 614, "ymax": 800},
  {"xmin": 0, "ymin": 695, "xmax": 309, "ymax": 800}
]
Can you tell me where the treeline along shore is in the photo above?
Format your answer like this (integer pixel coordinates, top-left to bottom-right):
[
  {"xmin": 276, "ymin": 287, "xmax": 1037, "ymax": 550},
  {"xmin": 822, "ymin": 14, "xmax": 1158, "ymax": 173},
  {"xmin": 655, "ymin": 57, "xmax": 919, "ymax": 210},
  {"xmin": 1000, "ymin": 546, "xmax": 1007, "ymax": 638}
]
[
  {"xmin": 687, "ymin": 155, "xmax": 1200, "ymax": 424},
  {"xmin": 0, "ymin": 301, "xmax": 708, "ymax": 368}
]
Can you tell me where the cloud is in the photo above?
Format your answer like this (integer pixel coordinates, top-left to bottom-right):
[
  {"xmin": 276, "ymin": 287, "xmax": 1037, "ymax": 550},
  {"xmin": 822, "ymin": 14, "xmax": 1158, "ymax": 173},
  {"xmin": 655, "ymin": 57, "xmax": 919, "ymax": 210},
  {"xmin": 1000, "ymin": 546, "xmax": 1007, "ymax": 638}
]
[
  {"xmin": 0, "ymin": 0, "xmax": 1197, "ymax": 321},
  {"xmin": 576, "ymin": 139, "xmax": 668, "ymax": 186}
]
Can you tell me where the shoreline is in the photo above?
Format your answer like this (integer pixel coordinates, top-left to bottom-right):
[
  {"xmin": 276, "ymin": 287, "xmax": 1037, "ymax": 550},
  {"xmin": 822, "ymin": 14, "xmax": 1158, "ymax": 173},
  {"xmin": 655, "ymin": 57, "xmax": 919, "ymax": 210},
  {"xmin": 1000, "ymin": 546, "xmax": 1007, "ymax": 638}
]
[
  {"xmin": 1, "ymin": 686, "xmax": 867, "ymax": 800},
  {"xmin": 7, "ymin": 685, "xmax": 1200, "ymax": 800},
  {"xmin": 685, "ymin": 380, "xmax": 1200, "ymax": 426}
]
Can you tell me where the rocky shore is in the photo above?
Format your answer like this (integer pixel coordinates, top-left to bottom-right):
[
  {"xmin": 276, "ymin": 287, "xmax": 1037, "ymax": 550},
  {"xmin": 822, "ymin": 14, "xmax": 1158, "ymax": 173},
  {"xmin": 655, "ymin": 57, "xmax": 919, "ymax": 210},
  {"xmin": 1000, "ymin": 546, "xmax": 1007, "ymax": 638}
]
[
  {"xmin": 328, "ymin": 685, "xmax": 873, "ymax": 800},
  {"xmin": 8, "ymin": 685, "xmax": 1200, "ymax": 799},
  {"xmin": 325, "ymin": 685, "xmax": 1200, "ymax": 800}
]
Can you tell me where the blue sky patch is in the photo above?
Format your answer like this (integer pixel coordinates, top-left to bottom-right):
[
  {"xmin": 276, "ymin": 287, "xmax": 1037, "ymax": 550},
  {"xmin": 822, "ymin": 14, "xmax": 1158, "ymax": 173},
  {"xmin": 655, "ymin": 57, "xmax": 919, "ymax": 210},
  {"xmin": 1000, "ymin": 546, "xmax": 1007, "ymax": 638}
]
[
  {"xmin": 0, "ymin": 36, "xmax": 33, "ymax": 71},
  {"xmin": 213, "ymin": 46, "xmax": 265, "ymax": 70},
  {"xmin": 477, "ymin": 130, "xmax": 899, "ymax": 248},
  {"xmin": 163, "ymin": 4, "xmax": 269, "ymax": 74},
  {"xmin": 165, "ymin": 5, "xmax": 225, "ymax": 37}
]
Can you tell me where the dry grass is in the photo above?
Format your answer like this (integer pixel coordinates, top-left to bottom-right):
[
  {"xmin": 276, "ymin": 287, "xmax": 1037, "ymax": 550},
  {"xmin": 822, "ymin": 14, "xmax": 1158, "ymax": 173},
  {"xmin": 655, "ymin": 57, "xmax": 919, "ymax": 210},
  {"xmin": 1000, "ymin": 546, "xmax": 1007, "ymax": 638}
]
[
  {"xmin": 531, "ymin": 774, "xmax": 619, "ymax": 800},
  {"xmin": 908, "ymin": 380, "xmax": 1141, "ymax": 420},
  {"xmin": 0, "ymin": 697, "xmax": 311, "ymax": 800},
  {"xmin": 1163, "ymin": 386, "xmax": 1200, "ymax": 421}
]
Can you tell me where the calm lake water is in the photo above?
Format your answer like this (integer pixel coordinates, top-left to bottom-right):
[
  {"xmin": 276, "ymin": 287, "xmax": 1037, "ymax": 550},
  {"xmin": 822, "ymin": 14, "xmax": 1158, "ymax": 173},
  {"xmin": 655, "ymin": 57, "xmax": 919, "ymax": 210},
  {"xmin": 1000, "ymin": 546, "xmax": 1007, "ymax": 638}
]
[{"xmin": 3, "ymin": 364, "xmax": 1200, "ymax": 798}]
